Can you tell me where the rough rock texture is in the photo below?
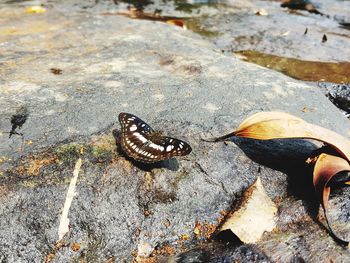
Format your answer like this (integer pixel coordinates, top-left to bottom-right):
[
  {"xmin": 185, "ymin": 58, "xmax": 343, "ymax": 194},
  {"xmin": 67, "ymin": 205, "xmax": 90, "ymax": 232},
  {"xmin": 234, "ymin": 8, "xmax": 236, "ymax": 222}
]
[
  {"xmin": 199, "ymin": 0, "xmax": 350, "ymax": 62},
  {"xmin": 319, "ymin": 82, "xmax": 350, "ymax": 116},
  {"xmin": 0, "ymin": 1, "xmax": 349, "ymax": 262}
]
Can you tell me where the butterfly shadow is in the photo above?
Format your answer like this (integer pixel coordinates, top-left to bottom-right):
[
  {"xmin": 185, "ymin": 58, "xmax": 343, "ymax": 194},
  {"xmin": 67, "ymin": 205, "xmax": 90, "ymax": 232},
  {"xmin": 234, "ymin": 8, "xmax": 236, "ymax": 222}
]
[{"xmin": 112, "ymin": 129, "xmax": 180, "ymax": 172}]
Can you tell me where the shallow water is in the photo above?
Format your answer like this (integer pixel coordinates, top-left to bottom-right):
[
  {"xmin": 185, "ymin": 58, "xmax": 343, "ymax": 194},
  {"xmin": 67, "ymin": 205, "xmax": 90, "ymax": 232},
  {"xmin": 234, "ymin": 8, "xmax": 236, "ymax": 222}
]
[{"xmin": 235, "ymin": 50, "xmax": 350, "ymax": 84}]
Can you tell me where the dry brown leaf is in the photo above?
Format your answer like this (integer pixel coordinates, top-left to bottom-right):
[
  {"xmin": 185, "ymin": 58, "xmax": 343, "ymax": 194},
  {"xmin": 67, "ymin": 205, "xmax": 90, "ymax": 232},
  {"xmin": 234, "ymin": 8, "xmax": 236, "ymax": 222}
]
[
  {"xmin": 313, "ymin": 153, "xmax": 350, "ymax": 206},
  {"xmin": 166, "ymin": 19, "xmax": 186, "ymax": 29},
  {"xmin": 70, "ymin": 243, "xmax": 81, "ymax": 252},
  {"xmin": 220, "ymin": 177, "xmax": 277, "ymax": 243},
  {"xmin": 313, "ymin": 153, "xmax": 349, "ymax": 243},
  {"xmin": 207, "ymin": 111, "xmax": 350, "ymax": 162}
]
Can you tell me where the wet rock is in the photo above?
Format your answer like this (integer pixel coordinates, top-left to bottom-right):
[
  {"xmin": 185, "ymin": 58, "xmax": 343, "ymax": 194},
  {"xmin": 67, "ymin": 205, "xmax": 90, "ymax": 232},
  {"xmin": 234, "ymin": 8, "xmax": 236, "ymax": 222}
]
[
  {"xmin": 198, "ymin": 0, "xmax": 350, "ymax": 62},
  {"xmin": 233, "ymin": 50, "xmax": 350, "ymax": 84},
  {"xmin": 0, "ymin": 1, "xmax": 349, "ymax": 262},
  {"xmin": 281, "ymin": 0, "xmax": 324, "ymax": 16},
  {"xmin": 318, "ymin": 82, "xmax": 350, "ymax": 116}
]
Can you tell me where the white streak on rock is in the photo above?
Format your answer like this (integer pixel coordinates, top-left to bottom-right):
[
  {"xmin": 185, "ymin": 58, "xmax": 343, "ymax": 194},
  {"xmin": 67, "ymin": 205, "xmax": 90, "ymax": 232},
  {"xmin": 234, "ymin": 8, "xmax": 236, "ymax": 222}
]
[{"xmin": 57, "ymin": 158, "xmax": 82, "ymax": 241}]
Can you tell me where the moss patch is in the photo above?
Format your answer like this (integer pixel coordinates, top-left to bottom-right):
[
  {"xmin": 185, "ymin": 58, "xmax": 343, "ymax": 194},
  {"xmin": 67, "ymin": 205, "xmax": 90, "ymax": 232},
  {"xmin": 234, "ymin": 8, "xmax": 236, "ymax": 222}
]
[{"xmin": 55, "ymin": 143, "xmax": 84, "ymax": 164}]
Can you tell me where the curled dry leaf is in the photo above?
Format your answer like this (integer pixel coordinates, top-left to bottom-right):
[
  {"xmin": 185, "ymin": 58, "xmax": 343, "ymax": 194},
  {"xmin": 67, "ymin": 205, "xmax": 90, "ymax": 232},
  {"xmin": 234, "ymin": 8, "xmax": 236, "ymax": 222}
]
[
  {"xmin": 207, "ymin": 111, "xmax": 350, "ymax": 162},
  {"xmin": 220, "ymin": 177, "xmax": 277, "ymax": 243},
  {"xmin": 313, "ymin": 154, "xmax": 350, "ymax": 243},
  {"xmin": 313, "ymin": 154, "xmax": 350, "ymax": 203}
]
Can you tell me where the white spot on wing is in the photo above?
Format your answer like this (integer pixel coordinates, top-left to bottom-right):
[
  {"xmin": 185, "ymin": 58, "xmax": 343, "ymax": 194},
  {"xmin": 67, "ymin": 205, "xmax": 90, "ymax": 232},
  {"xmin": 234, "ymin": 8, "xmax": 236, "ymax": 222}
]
[
  {"xmin": 129, "ymin": 124, "xmax": 137, "ymax": 132},
  {"xmin": 166, "ymin": 145, "xmax": 174, "ymax": 152}
]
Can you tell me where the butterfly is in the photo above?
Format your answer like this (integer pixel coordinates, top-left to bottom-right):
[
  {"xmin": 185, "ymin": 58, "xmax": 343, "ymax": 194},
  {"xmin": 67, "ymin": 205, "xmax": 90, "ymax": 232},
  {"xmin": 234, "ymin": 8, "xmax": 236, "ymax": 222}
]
[{"xmin": 118, "ymin": 112, "xmax": 192, "ymax": 163}]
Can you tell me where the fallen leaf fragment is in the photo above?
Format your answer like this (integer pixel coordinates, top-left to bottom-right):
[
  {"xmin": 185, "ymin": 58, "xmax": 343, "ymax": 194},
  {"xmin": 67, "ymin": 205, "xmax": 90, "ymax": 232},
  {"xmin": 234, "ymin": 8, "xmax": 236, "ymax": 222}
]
[
  {"xmin": 50, "ymin": 68, "xmax": 62, "ymax": 75},
  {"xmin": 255, "ymin": 9, "xmax": 268, "ymax": 16},
  {"xmin": 194, "ymin": 220, "xmax": 204, "ymax": 237},
  {"xmin": 166, "ymin": 19, "xmax": 186, "ymax": 29},
  {"xmin": 26, "ymin": 6, "xmax": 46, "ymax": 14},
  {"xmin": 70, "ymin": 243, "xmax": 81, "ymax": 252},
  {"xmin": 220, "ymin": 177, "xmax": 277, "ymax": 243},
  {"xmin": 137, "ymin": 241, "xmax": 154, "ymax": 259}
]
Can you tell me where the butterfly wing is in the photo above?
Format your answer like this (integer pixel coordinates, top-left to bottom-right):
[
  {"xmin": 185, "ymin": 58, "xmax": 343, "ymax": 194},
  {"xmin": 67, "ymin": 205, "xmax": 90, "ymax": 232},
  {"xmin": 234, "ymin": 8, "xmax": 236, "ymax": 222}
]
[
  {"xmin": 118, "ymin": 112, "xmax": 192, "ymax": 163},
  {"xmin": 119, "ymin": 112, "xmax": 154, "ymax": 136},
  {"xmin": 152, "ymin": 136, "xmax": 192, "ymax": 161},
  {"xmin": 118, "ymin": 112, "xmax": 156, "ymax": 162},
  {"xmin": 123, "ymin": 136, "xmax": 192, "ymax": 163}
]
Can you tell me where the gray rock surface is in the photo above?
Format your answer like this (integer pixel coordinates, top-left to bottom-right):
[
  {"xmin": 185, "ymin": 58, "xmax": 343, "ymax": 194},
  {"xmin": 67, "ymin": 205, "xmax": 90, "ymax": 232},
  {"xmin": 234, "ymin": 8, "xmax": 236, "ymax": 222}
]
[{"xmin": 0, "ymin": 1, "xmax": 349, "ymax": 262}]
